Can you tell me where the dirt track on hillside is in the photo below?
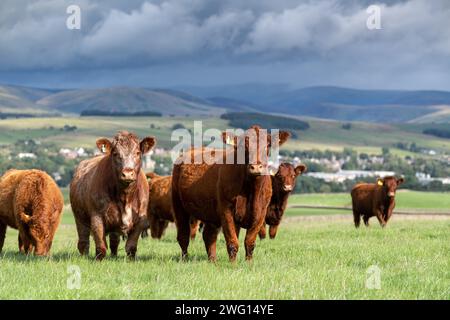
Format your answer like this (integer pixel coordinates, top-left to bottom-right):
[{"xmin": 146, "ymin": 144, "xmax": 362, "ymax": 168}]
[{"xmin": 285, "ymin": 213, "xmax": 450, "ymax": 222}]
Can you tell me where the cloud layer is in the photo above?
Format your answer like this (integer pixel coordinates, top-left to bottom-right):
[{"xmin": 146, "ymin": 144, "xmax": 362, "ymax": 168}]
[{"xmin": 0, "ymin": 0, "xmax": 449, "ymax": 89}]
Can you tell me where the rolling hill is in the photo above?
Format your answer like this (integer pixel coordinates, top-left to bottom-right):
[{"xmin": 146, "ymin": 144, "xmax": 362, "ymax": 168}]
[
  {"xmin": 179, "ymin": 84, "xmax": 450, "ymax": 123},
  {"xmin": 263, "ymin": 86, "xmax": 450, "ymax": 122},
  {"xmin": 35, "ymin": 87, "xmax": 227, "ymax": 116},
  {"xmin": 1, "ymin": 84, "xmax": 450, "ymax": 123},
  {"xmin": 0, "ymin": 85, "xmax": 60, "ymax": 115}
]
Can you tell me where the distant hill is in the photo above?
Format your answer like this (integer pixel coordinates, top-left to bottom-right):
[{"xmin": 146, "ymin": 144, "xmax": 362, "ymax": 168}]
[
  {"xmin": 35, "ymin": 87, "xmax": 227, "ymax": 116},
  {"xmin": 1, "ymin": 84, "xmax": 450, "ymax": 122},
  {"xmin": 0, "ymin": 85, "xmax": 60, "ymax": 115},
  {"xmin": 176, "ymin": 83, "xmax": 290, "ymax": 106},
  {"xmin": 205, "ymin": 97, "xmax": 259, "ymax": 112},
  {"xmin": 263, "ymin": 86, "xmax": 450, "ymax": 122},
  {"xmin": 180, "ymin": 85, "xmax": 450, "ymax": 123}
]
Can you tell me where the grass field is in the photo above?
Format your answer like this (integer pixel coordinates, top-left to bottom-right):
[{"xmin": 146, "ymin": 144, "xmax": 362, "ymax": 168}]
[
  {"xmin": 1, "ymin": 116, "xmax": 449, "ymax": 155},
  {"xmin": 1, "ymin": 191, "xmax": 449, "ymax": 300},
  {"xmin": 0, "ymin": 217, "xmax": 448, "ymax": 300},
  {"xmin": 286, "ymin": 190, "xmax": 450, "ymax": 215}
]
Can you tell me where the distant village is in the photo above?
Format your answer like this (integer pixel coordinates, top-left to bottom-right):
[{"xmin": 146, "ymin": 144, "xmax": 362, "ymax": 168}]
[{"xmin": 37, "ymin": 145, "xmax": 450, "ymax": 187}]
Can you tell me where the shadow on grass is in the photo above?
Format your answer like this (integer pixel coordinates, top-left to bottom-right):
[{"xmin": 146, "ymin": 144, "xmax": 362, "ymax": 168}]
[{"xmin": 0, "ymin": 250, "xmax": 80, "ymax": 262}]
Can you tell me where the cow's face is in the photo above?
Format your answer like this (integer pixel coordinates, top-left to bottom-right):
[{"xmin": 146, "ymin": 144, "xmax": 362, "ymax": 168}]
[
  {"xmin": 97, "ymin": 131, "xmax": 156, "ymax": 186},
  {"xmin": 222, "ymin": 126, "xmax": 290, "ymax": 176},
  {"xmin": 274, "ymin": 163, "xmax": 307, "ymax": 192},
  {"xmin": 378, "ymin": 176, "xmax": 404, "ymax": 198}
]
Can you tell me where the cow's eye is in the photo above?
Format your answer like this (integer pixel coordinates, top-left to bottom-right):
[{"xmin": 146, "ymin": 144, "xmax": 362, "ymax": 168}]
[{"xmin": 136, "ymin": 151, "xmax": 141, "ymax": 156}]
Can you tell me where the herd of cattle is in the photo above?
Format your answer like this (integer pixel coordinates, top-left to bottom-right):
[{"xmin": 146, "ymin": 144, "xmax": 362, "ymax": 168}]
[{"xmin": 0, "ymin": 126, "xmax": 405, "ymax": 261}]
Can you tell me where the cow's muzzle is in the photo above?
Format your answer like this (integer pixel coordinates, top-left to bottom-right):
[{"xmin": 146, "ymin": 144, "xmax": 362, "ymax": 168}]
[
  {"xmin": 120, "ymin": 168, "xmax": 136, "ymax": 184},
  {"xmin": 388, "ymin": 192, "xmax": 395, "ymax": 197},
  {"xmin": 248, "ymin": 164, "xmax": 267, "ymax": 175},
  {"xmin": 283, "ymin": 185, "xmax": 293, "ymax": 192}
]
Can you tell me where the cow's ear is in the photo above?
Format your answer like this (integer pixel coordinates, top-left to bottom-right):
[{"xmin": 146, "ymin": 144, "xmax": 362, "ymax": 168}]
[
  {"xmin": 222, "ymin": 131, "xmax": 237, "ymax": 146},
  {"xmin": 377, "ymin": 178, "xmax": 384, "ymax": 186},
  {"xmin": 295, "ymin": 164, "xmax": 307, "ymax": 176},
  {"xmin": 278, "ymin": 131, "xmax": 291, "ymax": 146},
  {"xmin": 397, "ymin": 177, "xmax": 404, "ymax": 185},
  {"xmin": 140, "ymin": 137, "xmax": 156, "ymax": 154},
  {"xmin": 96, "ymin": 138, "xmax": 112, "ymax": 154}
]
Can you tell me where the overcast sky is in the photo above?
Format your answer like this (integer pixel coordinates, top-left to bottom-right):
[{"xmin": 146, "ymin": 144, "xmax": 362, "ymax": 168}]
[{"xmin": 0, "ymin": 0, "xmax": 449, "ymax": 90}]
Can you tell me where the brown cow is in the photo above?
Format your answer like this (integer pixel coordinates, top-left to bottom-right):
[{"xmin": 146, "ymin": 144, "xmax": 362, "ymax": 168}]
[
  {"xmin": 351, "ymin": 176, "xmax": 404, "ymax": 228},
  {"xmin": 144, "ymin": 172, "xmax": 201, "ymax": 240},
  {"xmin": 258, "ymin": 163, "xmax": 307, "ymax": 240},
  {"xmin": 70, "ymin": 131, "xmax": 156, "ymax": 260},
  {"xmin": 172, "ymin": 125, "xmax": 290, "ymax": 262},
  {"xmin": 0, "ymin": 169, "xmax": 63, "ymax": 256}
]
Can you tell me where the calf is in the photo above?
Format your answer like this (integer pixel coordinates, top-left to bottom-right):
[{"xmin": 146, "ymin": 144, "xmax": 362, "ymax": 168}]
[
  {"xmin": 172, "ymin": 125, "xmax": 290, "ymax": 262},
  {"xmin": 351, "ymin": 176, "xmax": 404, "ymax": 228},
  {"xmin": 70, "ymin": 131, "xmax": 156, "ymax": 260},
  {"xmin": 0, "ymin": 169, "xmax": 63, "ymax": 256},
  {"xmin": 144, "ymin": 172, "xmax": 201, "ymax": 240},
  {"xmin": 258, "ymin": 163, "xmax": 307, "ymax": 240}
]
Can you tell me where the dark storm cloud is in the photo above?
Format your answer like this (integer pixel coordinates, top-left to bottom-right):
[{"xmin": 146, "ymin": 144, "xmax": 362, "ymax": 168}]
[{"xmin": 0, "ymin": 0, "xmax": 449, "ymax": 89}]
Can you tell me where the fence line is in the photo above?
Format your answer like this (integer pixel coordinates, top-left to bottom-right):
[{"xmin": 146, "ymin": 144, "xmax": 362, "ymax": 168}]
[{"xmin": 288, "ymin": 205, "xmax": 450, "ymax": 216}]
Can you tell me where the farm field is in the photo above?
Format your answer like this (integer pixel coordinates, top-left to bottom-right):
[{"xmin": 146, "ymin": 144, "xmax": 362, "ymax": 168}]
[
  {"xmin": 287, "ymin": 190, "xmax": 450, "ymax": 215},
  {"xmin": 57, "ymin": 189, "xmax": 450, "ymax": 220},
  {"xmin": 0, "ymin": 217, "xmax": 448, "ymax": 299},
  {"xmin": 0, "ymin": 116, "xmax": 449, "ymax": 155}
]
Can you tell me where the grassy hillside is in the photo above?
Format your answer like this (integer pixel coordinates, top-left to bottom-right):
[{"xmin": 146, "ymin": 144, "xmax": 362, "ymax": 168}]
[
  {"xmin": 264, "ymin": 86, "xmax": 450, "ymax": 122},
  {"xmin": 2, "ymin": 84, "xmax": 450, "ymax": 122},
  {"xmin": 0, "ymin": 116, "xmax": 449, "ymax": 155},
  {"xmin": 35, "ymin": 87, "xmax": 227, "ymax": 116},
  {"xmin": 0, "ymin": 85, "xmax": 57, "ymax": 115}
]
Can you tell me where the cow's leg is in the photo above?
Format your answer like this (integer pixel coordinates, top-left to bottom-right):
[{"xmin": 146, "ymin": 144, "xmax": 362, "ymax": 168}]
[
  {"xmin": 172, "ymin": 200, "xmax": 191, "ymax": 260},
  {"xmin": 17, "ymin": 223, "xmax": 33, "ymax": 254},
  {"xmin": 18, "ymin": 233, "xmax": 33, "ymax": 254},
  {"xmin": 157, "ymin": 220, "xmax": 169, "ymax": 239},
  {"xmin": 91, "ymin": 215, "xmax": 107, "ymax": 260},
  {"xmin": 385, "ymin": 205, "xmax": 395, "ymax": 225},
  {"xmin": 176, "ymin": 214, "xmax": 191, "ymax": 260},
  {"xmin": 244, "ymin": 224, "xmax": 262, "ymax": 261},
  {"xmin": 141, "ymin": 229, "xmax": 149, "ymax": 238},
  {"xmin": 363, "ymin": 215, "xmax": 370, "ymax": 227},
  {"xmin": 109, "ymin": 233, "xmax": 120, "ymax": 257},
  {"xmin": 124, "ymin": 230, "xmax": 139, "ymax": 260},
  {"xmin": 353, "ymin": 210, "xmax": 361, "ymax": 228},
  {"xmin": 75, "ymin": 217, "xmax": 90, "ymax": 256},
  {"xmin": 376, "ymin": 210, "xmax": 386, "ymax": 228},
  {"xmin": 202, "ymin": 223, "xmax": 220, "ymax": 262},
  {"xmin": 190, "ymin": 218, "xmax": 200, "ymax": 240},
  {"xmin": 0, "ymin": 223, "xmax": 6, "ymax": 253},
  {"xmin": 18, "ymin": 233, "xmax": 23, "ymax": 252},
  {"xmin": 269, "ymin": 224, "xmax": 279, "ymax": 239},
  {"xmin": 125, "ymin": 218, "xmax": 147, "ymax": 260},
  {"xmin": 258, "ymin": 222, "xmax": 267, "ymax": 239},
  {"xmin": 219, "ymin": 205, "xmax": 239, "ymax": 262}
]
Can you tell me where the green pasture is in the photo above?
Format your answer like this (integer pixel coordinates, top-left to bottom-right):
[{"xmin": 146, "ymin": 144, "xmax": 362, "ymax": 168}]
[
  {"xmin": 0, "ymin": 218, "xmax": 448, "ymax": 299},
  {"xmin": 1, "ymin": 116, "xmax": 449, "ymax": 155}
]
